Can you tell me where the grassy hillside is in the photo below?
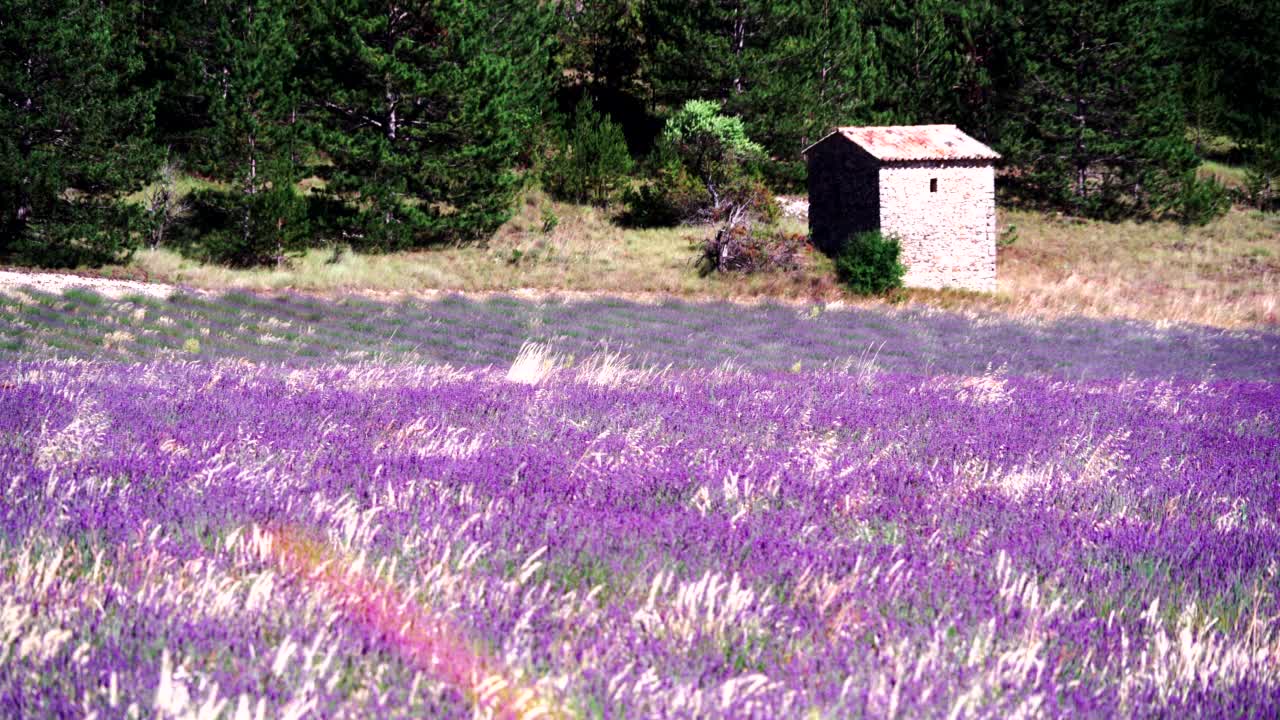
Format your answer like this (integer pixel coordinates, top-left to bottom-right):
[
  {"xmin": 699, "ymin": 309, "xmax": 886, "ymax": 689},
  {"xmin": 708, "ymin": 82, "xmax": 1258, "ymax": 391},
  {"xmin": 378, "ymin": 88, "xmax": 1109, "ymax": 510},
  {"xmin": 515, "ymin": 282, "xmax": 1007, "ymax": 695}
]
[
  {"xmin": 122, "ymin": 190, "xmax": 835, "ymax": 299},
  {"xmin": 110, "ymin": 191, "xmax": 1279, "ymax": 329}
]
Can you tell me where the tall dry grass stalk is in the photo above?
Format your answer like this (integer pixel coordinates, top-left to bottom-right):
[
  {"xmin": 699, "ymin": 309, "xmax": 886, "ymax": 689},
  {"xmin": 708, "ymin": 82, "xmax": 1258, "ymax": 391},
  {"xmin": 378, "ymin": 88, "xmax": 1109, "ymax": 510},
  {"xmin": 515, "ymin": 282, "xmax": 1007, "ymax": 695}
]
[{"xmin": 506, "ymin": 342, "xmax": 561, "ymax": 385}]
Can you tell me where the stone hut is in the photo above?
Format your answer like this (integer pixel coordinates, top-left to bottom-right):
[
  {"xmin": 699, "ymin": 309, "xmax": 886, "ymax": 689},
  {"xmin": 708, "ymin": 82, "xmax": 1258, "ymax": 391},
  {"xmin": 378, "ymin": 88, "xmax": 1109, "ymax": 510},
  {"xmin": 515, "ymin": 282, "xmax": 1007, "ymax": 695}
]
[{"xmin": 803, "ymin": 125, "xmax": 1000, "ymax": 292}]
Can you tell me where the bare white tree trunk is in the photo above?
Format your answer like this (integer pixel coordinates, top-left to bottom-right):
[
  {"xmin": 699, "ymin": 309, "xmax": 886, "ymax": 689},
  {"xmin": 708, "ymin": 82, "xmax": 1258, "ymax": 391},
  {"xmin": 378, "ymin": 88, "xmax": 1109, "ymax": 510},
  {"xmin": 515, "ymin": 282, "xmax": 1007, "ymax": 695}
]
[{"xmin": 731, "ymin": 6, "xmax": 747, "ymax": 94}]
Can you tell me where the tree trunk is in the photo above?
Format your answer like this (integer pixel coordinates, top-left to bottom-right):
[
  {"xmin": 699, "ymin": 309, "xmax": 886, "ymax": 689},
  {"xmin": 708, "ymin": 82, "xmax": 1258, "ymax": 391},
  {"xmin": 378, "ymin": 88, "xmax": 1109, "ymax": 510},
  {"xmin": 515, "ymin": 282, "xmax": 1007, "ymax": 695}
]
[
  {"xmin": 386, "ymin": 93, "xmax": 398, "ymax": 141},
  {"xmin": 13, "ymin": 192, "xmax": 32, "ymax": 240},
  {"xmin": 276, "ymin": 217, "xmax": 285, "ymax": 268},
  {"xmin": 1074, "ymin": 56, "xmax": 1088, "ymax": 206},
  {"xmin": 14, "ymin": 115, "xmax": 33, "ymax": 241},
  {"xmin": 247, "ymin": 135, "xmax": 258, "ymax": 195},
  {"xmin": 1073, "ymin": 19, "xmax": 1088, "ymax": 208},
  {"xmin": 731, "ymin": 4, "xmax": 746, "ymax": 94},
  {"xmin": 385, "ymin": 5, "xmax": 400, "ymax": 142},
  {"xmin": 242, "ymin": 203, "xmax": 253, "ymax": 250}
]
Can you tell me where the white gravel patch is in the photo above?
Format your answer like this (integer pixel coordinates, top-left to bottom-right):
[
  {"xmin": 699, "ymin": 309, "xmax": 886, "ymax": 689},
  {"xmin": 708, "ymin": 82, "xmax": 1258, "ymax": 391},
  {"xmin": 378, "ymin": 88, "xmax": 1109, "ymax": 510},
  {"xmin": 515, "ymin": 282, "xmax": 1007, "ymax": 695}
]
[
  {"xmin": 776, "ymin": 196, "xmax": 809, "ymax": 220},
  {"xmin": 0, "ymin": 270, "xmax": 178, "ymax": 300}
]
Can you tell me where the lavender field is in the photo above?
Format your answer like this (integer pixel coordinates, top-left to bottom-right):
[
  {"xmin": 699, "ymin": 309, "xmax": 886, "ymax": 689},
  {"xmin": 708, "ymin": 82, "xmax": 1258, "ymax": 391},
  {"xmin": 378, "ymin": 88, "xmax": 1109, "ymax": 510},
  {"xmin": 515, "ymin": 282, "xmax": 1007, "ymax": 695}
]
[{"xmin": 2, "ymin": 288, "xmax": 1279, "ymax": 718}]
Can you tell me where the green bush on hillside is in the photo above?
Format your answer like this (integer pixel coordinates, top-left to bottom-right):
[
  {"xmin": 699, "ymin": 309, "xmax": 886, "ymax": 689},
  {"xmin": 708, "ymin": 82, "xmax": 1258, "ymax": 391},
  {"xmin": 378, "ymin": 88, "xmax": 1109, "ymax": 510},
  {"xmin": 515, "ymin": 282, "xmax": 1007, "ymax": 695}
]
[
  {"xmin": 661, "ymin": 99, "xmax": 763, "ymax": 211},
  {"xmin": 834, "ymin": 231, "xmax": 905, "ymax": 295},
  {"xmin": 1173, "ymin": 174, "xmax": 1231, "ymax": 225},
  {"xmin": 717, "ymin": 174, "xmax": 781, "ymax": 225},
  {"xmin": 625, "ymin": 101, "xmax": 777, "ymax": 226},
  {"xmin": 622, "ymin": 159, "xmax": 780, "ymax": 227},
  {"xmin": 1244, "ymin": 130, "xmax": 1279, "ymax": 211},
  {"xmin": 621, "ymin": 152, "xmax": 707, "ymax": 226},
  {"xmin": 543, "ymin": 98, "xmax": 634, "ymax": 207},
  {"xmin": 6, "ymin": 202, "xmax": 145, "ymax": 268},
  {"xmin": 176, "ymin": 188, "xmax": 310, "ymax": 267}
]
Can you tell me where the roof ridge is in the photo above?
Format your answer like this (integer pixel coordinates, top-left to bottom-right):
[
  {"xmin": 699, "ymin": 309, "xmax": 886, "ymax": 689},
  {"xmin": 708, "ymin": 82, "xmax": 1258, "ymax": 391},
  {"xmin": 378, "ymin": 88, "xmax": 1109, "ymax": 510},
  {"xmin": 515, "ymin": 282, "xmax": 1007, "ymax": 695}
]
[
  {"xmin": 802, "ymin": 125, "xmax": 1000, "ymax": 161},
  {"xmin": 836, "ymin": 123, "xmax": 957, "ymax": 130}
]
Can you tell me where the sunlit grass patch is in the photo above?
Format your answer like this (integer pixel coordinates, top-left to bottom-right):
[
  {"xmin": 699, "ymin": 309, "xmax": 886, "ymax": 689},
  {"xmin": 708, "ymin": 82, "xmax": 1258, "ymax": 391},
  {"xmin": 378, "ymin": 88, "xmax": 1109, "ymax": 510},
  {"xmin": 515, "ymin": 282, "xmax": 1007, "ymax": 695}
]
[
  {"xmin": 985, "ymin": 207, "xmax": 1280, "ymax": 328},
  {"xmin": 1198, "ymin": 159, "xmax": 1250, "ymax": 189}
]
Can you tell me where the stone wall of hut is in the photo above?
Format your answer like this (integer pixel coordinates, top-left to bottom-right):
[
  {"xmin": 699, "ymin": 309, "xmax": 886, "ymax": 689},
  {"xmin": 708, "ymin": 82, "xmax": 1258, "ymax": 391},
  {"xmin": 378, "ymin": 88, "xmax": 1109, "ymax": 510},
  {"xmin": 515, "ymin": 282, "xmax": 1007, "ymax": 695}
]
[
  {"xmin": 806, "ymin": 139, "xmax": 879, "ymax": 255},
  {"xmin": 878, "ymin": 161, "xmax": 996, "ymax": 292}
]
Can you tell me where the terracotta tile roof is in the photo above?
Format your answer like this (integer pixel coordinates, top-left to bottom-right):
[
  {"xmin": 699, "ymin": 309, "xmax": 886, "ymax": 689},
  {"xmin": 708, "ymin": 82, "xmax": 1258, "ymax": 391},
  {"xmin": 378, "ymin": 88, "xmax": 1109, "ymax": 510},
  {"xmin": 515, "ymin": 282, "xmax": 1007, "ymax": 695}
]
[{"xmin": 802, "ymin": 125, "xmax": 1001, "ymax": 162}]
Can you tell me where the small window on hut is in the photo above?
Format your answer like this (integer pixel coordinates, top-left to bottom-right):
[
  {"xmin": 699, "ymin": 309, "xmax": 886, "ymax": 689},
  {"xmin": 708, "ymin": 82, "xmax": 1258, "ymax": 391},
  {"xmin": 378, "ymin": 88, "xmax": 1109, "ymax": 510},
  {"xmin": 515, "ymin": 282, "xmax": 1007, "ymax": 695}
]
[{"xmin": 930, "ymin": 178, "xmax": 938, "ymax": 192}]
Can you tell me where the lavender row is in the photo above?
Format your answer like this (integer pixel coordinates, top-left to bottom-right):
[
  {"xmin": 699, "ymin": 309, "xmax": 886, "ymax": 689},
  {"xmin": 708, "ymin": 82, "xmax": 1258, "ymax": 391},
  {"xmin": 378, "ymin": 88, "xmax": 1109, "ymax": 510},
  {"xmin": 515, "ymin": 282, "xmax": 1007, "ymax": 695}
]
[{"xmin": 1, "ymin": 288, "xmax": 1277, "ymax": 378}]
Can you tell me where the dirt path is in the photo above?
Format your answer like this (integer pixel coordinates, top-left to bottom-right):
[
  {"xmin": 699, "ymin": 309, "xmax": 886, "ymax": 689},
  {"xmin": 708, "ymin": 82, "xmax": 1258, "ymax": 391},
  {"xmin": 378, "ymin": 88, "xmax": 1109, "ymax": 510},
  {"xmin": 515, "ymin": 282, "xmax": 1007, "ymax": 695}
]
[
  {"xmin": 0, "ymin": 269, "xmax": 179, "ymax": 299},
  {"xmin": 0, "ymin": 267, "xmax": 858, "ymax": 310}
]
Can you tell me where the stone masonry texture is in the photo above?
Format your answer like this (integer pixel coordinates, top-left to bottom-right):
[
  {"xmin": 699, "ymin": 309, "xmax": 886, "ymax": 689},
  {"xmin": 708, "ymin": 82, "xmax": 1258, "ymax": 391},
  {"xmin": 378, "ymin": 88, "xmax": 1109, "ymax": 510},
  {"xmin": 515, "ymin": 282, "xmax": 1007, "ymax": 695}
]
[{"xmin": 879, "ymin": 161, "xmax": 996, "ymax": 292}]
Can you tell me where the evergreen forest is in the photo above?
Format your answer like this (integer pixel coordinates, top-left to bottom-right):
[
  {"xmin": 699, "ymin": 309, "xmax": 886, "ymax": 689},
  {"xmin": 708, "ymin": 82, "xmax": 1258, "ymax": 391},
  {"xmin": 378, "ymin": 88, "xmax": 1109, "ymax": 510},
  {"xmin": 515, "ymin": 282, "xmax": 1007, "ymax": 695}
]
[{"xmin": 2, "ymin": 0, "xmax": 1277, "ymax": 267}]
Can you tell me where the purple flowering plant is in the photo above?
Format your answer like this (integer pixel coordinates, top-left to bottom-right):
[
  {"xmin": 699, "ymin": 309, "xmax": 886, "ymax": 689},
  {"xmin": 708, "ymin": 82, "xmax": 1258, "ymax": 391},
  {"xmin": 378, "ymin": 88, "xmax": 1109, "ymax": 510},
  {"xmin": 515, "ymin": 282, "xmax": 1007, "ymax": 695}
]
[{"xmin": 0, "ymin": 288, "xmax": 1278, "ymax": 717}]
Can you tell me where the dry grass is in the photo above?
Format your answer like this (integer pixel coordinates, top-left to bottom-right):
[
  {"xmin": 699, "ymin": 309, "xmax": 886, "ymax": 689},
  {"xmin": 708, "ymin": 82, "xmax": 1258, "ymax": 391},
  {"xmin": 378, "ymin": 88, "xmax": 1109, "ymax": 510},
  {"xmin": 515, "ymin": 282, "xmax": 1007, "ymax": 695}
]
[
  {"xmin": 125, "ymin": 189, "xmax": 839, "ymax": 301},
  {"xmin": 122, "ymin": 173, "xmax": 226, "ymax": 205},
  {"xmin": 1199, "ymin": 161, "xmax": 1250, "ymax": 189},
  {"xmin": 117, "ymin": 188, "xmax": 1279, "ymax": 329},
  {"xmin": 967, "ymin": 208, "xmax": 1280, "ymax": 328}
]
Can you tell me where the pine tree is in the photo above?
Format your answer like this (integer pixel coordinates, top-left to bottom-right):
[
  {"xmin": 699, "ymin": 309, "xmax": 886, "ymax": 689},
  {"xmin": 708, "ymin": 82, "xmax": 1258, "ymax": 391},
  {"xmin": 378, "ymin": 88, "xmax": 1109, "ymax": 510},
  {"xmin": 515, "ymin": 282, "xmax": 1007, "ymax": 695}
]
[
  {"xmin": 556, "ymin": 1, "xmax": 658, "ymax": 151},
  {"xmin": 642, "ymin": 0, "xmax": 768, "ymax": 109},
  {"xmin": 560, "ymin": 1, "xmax": 647, "ymax": 100},
  {"xmin": 483, "ymin": 2, "xmax": 562, "ymax": 155},
  {"xmin": 194, "ymin": 3, "xmax": 300, "ymax": 193},
  {"xmin": 179, "ymin": 0, "xmax": 308, "ymax": 265},
  {"xmin": 744, "ymin": 1, "xmax": 888, "ymax": 159},
  {"xmin": 1176, "ymin": 0, "xmax": 1280, "ymax": 210},
  {"xmin": 303, "ymin": 0, "xmax": 555, "ymax": 249},
  {"xmin": 0, "ymin": 0, "xmax": 159, "ymax": 266},
  {"xmin": 1184, "ymin": 62, "xmax": 1221, "ymax": 154},
  {"xmin": 544, "ymin": 97, "xmax": 634, "ymax": 206},
  {"xmin": 640, "ymin": 0, "xmax": 890, "ymax": 186},
  {"xmin": 1180, "ymin": 0, "xmax": 1280, "ymax": 145},
  {"xmin": 995, "ymin": 0, "xmax": 1199, "ymax": 217},
  {"xmin": 135, "ymin": 1, "xmax": 215, "ymax": 166},
  {"xmin": 871, "ymin": 0, "xmax": 1000, "ymax": 130}
]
